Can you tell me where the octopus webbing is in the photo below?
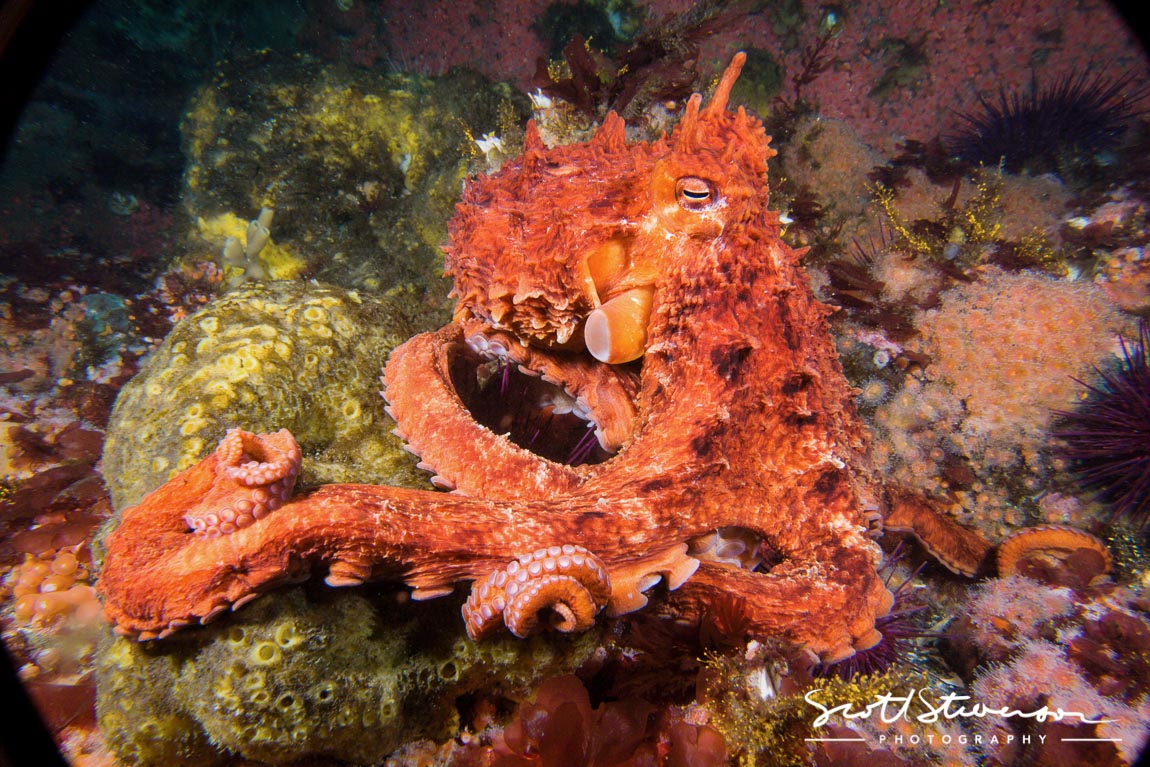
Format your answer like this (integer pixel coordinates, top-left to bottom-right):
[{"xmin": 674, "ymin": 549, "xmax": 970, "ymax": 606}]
[{"xmin": 98, "ymin": 54, "xmax": 895, "ymax": 662}]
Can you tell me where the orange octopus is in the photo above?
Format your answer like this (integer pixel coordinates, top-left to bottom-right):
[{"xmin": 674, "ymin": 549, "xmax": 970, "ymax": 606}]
[{"xmin": 98, "ymin": 54, "xmax": 897, "ymax": 662}]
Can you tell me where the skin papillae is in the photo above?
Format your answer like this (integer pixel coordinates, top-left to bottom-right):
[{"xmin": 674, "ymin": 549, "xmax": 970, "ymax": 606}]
[{"xmin": 98, "ymin": 54, "xmax": 894, "ymax": 662}]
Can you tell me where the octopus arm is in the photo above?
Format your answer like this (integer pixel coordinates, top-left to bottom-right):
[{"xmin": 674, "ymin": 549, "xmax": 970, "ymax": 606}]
[
  {"xmin": 98, "ymin": 445, "xmax": 704, "ymax": 640},
  {"xmin": 666, "ymin": 542, "xmax": 894, "ymax": 663},
  {"xmin": 884, "ymin": 490, "xmax": 993, "ymax": 576},
  {"xmin": 383, "ymin": 325, "xmax": 585, "ymax": 498}
]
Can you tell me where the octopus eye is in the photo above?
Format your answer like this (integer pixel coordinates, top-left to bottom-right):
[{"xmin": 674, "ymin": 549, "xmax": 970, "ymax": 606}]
[{"xmin": 675, "ymin": 177, "xmax": 718, "ymax": 211}]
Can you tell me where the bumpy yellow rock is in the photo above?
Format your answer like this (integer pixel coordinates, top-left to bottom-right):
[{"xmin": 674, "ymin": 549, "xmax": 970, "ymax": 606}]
[
  {"xmin": 102, "ymin": 280, "xmax": 444, "ymax": 511},
  {"xmin": 96, "ymin": 588, "xmax": 602, "ymax": 765}
]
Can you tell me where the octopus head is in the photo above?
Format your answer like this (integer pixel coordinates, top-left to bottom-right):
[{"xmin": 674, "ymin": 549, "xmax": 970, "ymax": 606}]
[{"xmin": 585, "ymin": 51, "xmax": 777, "ymax": 364}]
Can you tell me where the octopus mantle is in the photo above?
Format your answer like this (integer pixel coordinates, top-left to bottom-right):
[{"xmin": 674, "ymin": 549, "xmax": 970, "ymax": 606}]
[{"xmin": 98, "ymin": 55, "xmax": 894, "ymax": 662}]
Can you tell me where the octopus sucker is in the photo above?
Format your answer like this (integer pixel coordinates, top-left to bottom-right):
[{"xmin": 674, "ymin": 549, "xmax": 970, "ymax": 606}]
[
  {"xmin": 99, "ymin": 53, "xmax": 906, "ymax": 661},
  {"xmin": 605, "ymin": 543, "xmax": 701, "ymax": 616},
  {"xmin": 463, "ymin": 544, "xmax": 612, "ymax": 639},
  {"xmin": 183, "ymin": 428, "xmax": 301, "ymax": 538}
]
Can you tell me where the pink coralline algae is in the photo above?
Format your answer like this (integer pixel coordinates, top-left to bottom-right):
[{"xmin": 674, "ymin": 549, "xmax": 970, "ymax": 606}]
[
  {"xmin": 379, "ymin": 0, "xmax": 1149, "ymax": 155},
  {"xmin": 380, "ymin": 0, "xmax": 552, "ymax": 82}
]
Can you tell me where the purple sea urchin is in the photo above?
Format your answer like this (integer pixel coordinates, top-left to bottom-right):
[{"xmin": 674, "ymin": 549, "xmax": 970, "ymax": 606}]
[
  {"xmin": 816, "ymin": 548, "xmax": 933, "ymax": 680},
  {"xmin": 1055, "ymin": 320, "xmax": 1150, "ymax": 526},
  {"xmin": 947, "ymin": 70, "xmax": 1147, "ymax": 175}
]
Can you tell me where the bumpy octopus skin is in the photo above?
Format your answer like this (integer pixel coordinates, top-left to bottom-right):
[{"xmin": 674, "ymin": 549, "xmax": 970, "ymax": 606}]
[{"xmin": 98, "ymin": 54, "xmax": 894, "ymax": 661}]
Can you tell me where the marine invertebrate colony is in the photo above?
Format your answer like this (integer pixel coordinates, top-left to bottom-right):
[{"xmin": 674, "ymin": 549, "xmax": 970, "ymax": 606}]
[
  {"xmin": 914, "ymin": 269, "xmax": 1124, "ymax": 476},
  {"xmin": 100, "ymin": 281, "xmax": 441, "ymax": 511},
  {"xmin": 1056, "ymin": 320, "xmax": 1150, "ymax": 526},
  {"xmin": 958, "ymin": 566, "xmax": 1150, "ymax": 765},
  {"xmin": 97, "ymin": 587, "xmax": 603, "ymax": 765},
  {"xmin": 98, "ymin": 54, "xmax": 895, "ymax": 663}
]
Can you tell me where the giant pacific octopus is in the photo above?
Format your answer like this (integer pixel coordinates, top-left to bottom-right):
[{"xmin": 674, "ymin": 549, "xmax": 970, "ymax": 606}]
[{"xmin": 99, "ymin": 54, "xmax": 901, "ymax": 662}]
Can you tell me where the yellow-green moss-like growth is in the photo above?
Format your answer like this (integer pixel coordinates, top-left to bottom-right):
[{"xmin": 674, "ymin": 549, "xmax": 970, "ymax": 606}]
[
  {"xmin": 179, "ymin": 53, "xmax": 529, "ymax": 291},
  {"xmin": 874, "ymin": 171, "xmax": 1014, "ymax": 269},
  {"xmin": 96, "ymin": 588, "xmax": 602, "ymax": 766},
  {"xmin": 96, "ymin": 636, "xmax": 223, "ymax": 767},
  {"xmin": 701, "ymin": 650, "xmax": 934, "ymax": 767},
  {"xmin": 102, "ymin": 280, "xmax": 445, "ymax": 510},
  {"xmin": 176, "ymin": 590, "xmax": 406, "ymax": 764}
]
